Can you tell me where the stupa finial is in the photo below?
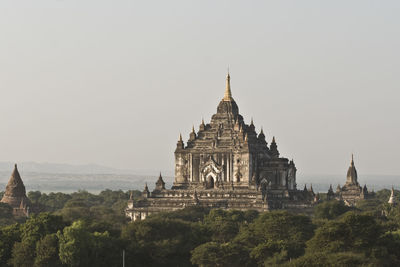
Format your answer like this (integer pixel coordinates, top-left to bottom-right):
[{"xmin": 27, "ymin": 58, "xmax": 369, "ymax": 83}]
[{"xmin": 223, "ymin": 71, "xmax": 232, "ymax": 101}]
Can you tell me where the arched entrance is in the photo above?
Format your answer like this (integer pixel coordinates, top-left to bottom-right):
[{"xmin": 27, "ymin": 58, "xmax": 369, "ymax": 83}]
[{"xmin": 206, "ymin": 173, "xmax": 215, "ymax": 189}]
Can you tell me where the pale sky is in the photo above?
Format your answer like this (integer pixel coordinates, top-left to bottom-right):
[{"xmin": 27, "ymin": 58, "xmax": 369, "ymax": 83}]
[{"xmin": 1, "ymin": 1, "xmax": 399, "ymax": 176}]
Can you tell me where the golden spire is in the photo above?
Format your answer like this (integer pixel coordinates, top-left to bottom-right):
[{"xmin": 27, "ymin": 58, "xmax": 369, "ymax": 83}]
[{"xmin": 223, "ymin": 72, "xmax": 232, "ymax": 101}]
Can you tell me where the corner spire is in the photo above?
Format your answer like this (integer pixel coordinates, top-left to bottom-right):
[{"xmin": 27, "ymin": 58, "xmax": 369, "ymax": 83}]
[{"xmin": 223, "ymin": 72, "xmax": 232, "ymax": 101}]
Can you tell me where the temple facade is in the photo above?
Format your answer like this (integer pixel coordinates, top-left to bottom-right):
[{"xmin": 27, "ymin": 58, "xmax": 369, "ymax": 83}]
[
  {"xmin": 126, "ymin": 74, "xmax": 315, "ymax": 221},
  {"xmin": 1, "ymin": 164, "xmax": 30, "ymax": 217},
  {"xmin": 327, "ymin": 155, "xmax": 369, "ymax": 206}
]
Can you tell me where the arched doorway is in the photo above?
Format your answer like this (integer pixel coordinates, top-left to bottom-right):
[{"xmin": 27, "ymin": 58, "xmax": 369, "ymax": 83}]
[{"xmin": 206, "ymin": 174, "xmax": 215, "ymax": 189}]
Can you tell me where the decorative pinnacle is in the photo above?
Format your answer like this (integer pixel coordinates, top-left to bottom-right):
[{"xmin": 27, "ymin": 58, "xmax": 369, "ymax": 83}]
[
  {"xmin": 179, "ymin": 133, "xmax": 183, "ymax": 142},
  {"xmin": 201, "ymin": 118, "xmax": 205, "ymax": 125},
  {"xmin": 260, "ymin": 127, "xmax": 264, "ymax": 134},
  {"xmin": 251, "ymin": 117, "xmax": 254, "ymax": 125},
  {"xmin": 223, "ymin": 72, "xmax": 232, "ymax": 101},
  {"xmin": 192, "ymin": 125, "xmax": 195, "ymax": 133},
  {"xmin": 272, "ymin": 136, "xmax": 276, "ymax": 143},
  {"xmin": 351, "ymin": 154, "xmax": 354, "ymax": 166}
]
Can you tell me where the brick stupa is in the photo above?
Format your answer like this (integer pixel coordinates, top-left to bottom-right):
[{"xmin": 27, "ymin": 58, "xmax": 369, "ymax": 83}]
[{"xmin": 1, "ymin": 164, "xmax": 30, "ymax": 217}]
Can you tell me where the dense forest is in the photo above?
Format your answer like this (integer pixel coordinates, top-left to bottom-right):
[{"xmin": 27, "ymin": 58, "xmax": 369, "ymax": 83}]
[{"xmin": 0, "ymin": 189, "xmax": 400, "ymax": 267}]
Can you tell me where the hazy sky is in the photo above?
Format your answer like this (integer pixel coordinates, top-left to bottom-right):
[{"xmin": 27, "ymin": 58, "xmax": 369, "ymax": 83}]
[{"xmin": 1, "ymin": 1, "xmax": 399, "ymax": 176}]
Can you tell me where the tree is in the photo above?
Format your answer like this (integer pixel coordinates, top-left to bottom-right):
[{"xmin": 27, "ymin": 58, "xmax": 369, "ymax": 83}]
[
  {"xmin": 313, "ymin": 200, "xmax": 351, "ymax": 220},
  {"xmin": 306, "ymin": 212, "xmax": 383, "ymax": 254},
  {"xmin": 57, "ymin": 220, "xmax": 121, "ymax": 267},
  {"xmin": 91, "ymin": 231, "xmax": 122, "ymax": 267},
  {"xmin": 8, "ymin": 213, "xmax": 65, "ymax": 267},
  {"xmin": 191, "ymin": 241, "xmax": 250, "ymax": 267},
  {"xmin": 122, "ymin": 216, "xmax": 206, "ymax": 266},
  {"xmin": 9, "ymin": 241, "xmax": 35, "ymax": 267},
  {"xmin": 0, "ymin": 224, "xmax": 21, "ymax": 267},
  {"xmin": 202, "ymin": 209, "xmax": 252, "ymax": 242},
  {"xmin": 34, "ymin": 234, "xmax": 62, "ymax": 267},
  {"xmin": 234, "ymin": 211, "xmax": 315, "ymax": 264},
  {"xmin": 36, "ymin": 192, "xmax": 72, "ymax": 212},
  {"xmin": 0, "ymin": 203, "xmax": 15, "ymax": 226},
  {"xmin": 288, "ymin": 252, "xmax": 368, "ymax": 267},
  {"xmin": 153, "ymin": 206, "xmax": 210, "ymax": 222},
  {"xmin": 57, "ymin": 220, "xmax": 92, "ymax": 267},
  {"xmin": 20, "ymin": 213, "xmax": 65, "ymax": 245},
  {"xmin": 28, "ymin": 191, "xmax": 42, "ymax": 205}
]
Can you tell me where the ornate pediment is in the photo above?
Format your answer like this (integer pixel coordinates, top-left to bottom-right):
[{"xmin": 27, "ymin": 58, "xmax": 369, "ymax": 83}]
[{"xmin": 201, "ymin": 157, "xmax": 222, "ymax": 176}]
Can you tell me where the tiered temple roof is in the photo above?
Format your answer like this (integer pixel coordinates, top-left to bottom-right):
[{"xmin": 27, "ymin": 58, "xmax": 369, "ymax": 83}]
[{"xmin": 126, "ymin": 73, "xmax": 316, "ymax": 221}]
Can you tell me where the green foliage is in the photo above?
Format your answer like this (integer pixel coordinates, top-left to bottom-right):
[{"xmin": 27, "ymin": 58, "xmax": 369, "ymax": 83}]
[
  {"xmin": 0, "ymin": 203, "xmax": 15, "ymax": 226},
  {"xmin": 153, "ymin": 206, "xmax": 210, "ymax": 222},
  {"xmin": 0, "ymin": 224, "xmax": 21, "ymax": 267},
  {"xmin": 203, "ymin": 209, "xmax": 257, "ymax": 242},
  {"xmin": 307, "ymin": 212, "xmax": 383, "ymax": 254},
  {"xmin": 122, "ymin": 215, "xmax": 207, "ymax": 266},
  {"xmin": 191, "ymin": 241, "xmax": 249, "ymax": 267},
  {"xmin": 98, "ymin": 189, "xmax": 130, "ymax": 207},
  {"xmin": 57, "ymin": 220, "xmax": 93, "ymax": 267},
  {"xmin": 20, "ymin": 213, "xmax": 65, "ymax": 246},
  {"xmin": 7, "ymin": 213, "xmax": 65, "ymax": 267},
  {"xmin": 2, "ymin": 189, "xmax": 400, "ymax": 266},
  {"xmin": 10, "ymin": 241, "xmax": 35, "ymax": 267},
  {"xmin": 288, "ymin": 252, "xmax": 368, "ymax": 267},
  {"xmin": 34, "ymin": 234, "xmax": 62, "ymax": 267},
  {"xmin": 27, "ymin": 191, "xmax": 42, "ymax": 205},
  {"xmin": 313, "ymin": 200, "xmax": 351, "ymax": 220},
  {"xmin": 27, "ymin": 189, "xmax": 138, "ymax": 215},
  {"xmin": 57, "ymin": 220, "xmax": 122, "ymax": 267},
  {"xmin": 244, "ymin": 211, "xmax": 314, "ymax": 265}
]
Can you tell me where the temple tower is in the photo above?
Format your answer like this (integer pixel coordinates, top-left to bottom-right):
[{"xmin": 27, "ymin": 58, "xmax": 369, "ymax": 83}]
[
  {"xmin": 336, "ymin": 155, "xmax": 368, "ymax": 206},
  {"xmin": 126, "ymin": 72, "xmax": 312, "ymax": 221},
  {"xmin": 1, "ymin": 164, "xmax": 30, "ymax": 217}
]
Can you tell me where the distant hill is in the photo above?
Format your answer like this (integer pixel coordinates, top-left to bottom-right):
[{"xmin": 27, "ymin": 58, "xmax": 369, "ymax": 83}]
[
  {"xmin": 0, "ymin": 161, "xmax": 174, "ymax": 193},
  {"xmin": 0, "ymin": 161, "xmax": 131, "ymax": 174}
]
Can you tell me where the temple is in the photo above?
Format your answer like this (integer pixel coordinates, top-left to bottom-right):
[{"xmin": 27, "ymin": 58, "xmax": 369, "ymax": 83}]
[
  {"xmin": 1, "ymin": 164, "xmax": 30, "ymax": 217},
  {"xmin": 327, "ymin": 155, "xmax": 369, "ymax": 206},
  {"xmin": 126, "ymin": 74, "xmax": 315, "ymax": 221}
]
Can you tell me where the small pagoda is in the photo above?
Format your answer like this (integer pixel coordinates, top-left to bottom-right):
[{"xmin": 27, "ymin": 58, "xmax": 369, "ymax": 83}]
[
  {"xmin": 335, "ymin": 155, "xmax": 369, "ymax": 206},
  {"xmin": 1, "ymin": 164, "xmax": 30, "ymax": 217}
]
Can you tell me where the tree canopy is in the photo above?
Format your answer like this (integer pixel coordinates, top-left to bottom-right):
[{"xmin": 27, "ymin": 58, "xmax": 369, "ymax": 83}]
[{"xmin": 0, "ymin": 189, "xmax": 400, "ymax": 266}]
